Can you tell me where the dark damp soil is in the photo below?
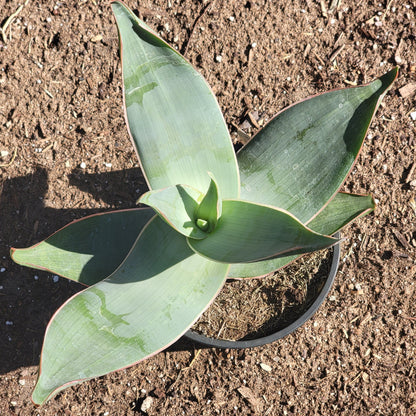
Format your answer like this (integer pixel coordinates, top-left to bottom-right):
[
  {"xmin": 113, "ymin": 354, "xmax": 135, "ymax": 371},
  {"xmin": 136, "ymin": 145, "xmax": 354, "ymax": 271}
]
[{"xmin": 1, "ymin": 1, "xmax": 416, "ymax": 415}]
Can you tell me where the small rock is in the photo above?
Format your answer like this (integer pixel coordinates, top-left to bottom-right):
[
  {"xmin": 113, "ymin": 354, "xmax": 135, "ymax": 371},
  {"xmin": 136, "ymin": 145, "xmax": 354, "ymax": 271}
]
[
  {"xmin": 0, "ymin": 150, "xmax": 9, "ymax": 158},
  {"xmin": 215, "ymin": 55, "xmax": 222, "ymax": 63},
  {"xmin": 19, "ymin": 379, "xmax": 26, "ymax": 386},
  {"xmin": 398, "ymin": 83, "xmax": 416, "ymax": 98},
  {"xmin": 53, "ymin": 275, "xmax": 59, "ymax": 283},
  {"xmin": 90, "ymin": 34, "xmax": 103, "ymax": 43},
  {"xmin": 0, "ymin": 267, "xmax": 6, "ymax": 272},
  {"xmin": 260, "ymin": 363, "xmax": 272, "ymax": 372},
  {"xmin": 410, "ymin": 111, "xmax": 416, "ymax": 121},
  {"xmin": 140, "ymin": 396, "xmax": 154, "ymax": 413},
  {"xmin": 80, "ymin": 162, "xmax": 87, "ymax": 169}
]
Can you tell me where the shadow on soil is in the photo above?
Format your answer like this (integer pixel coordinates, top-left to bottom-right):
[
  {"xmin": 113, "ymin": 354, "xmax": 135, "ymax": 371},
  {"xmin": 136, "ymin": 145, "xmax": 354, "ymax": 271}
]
[{"xmin": 0, "ymin": 166, "xmax": 200, "ymax": 375}]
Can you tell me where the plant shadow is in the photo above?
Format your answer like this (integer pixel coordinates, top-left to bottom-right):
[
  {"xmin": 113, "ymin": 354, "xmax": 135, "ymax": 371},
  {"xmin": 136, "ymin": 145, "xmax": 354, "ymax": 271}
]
[{"xmin": 0, "ymin": 166, "xmax": 197, "ymax": 375}]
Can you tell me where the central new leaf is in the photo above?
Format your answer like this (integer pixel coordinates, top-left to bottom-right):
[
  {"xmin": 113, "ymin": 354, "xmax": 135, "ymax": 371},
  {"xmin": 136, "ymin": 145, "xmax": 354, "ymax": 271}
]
[{"xmin": 138, "ymin": 174, "xmax": 222, "ymax": 238}]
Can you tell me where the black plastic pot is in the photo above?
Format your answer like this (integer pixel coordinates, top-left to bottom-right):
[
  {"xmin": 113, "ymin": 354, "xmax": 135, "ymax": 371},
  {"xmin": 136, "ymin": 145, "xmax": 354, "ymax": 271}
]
[{"xmin": 183, "ymin": 235, "xmax": 341, "ymax": 349}]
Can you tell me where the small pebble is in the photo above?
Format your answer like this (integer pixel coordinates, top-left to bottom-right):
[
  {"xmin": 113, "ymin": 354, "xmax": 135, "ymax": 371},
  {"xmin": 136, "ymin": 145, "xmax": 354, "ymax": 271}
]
[
  {"xmin": 53, "ymin": 275, "xmax": 59, "ymax": 283},
  {"xmin": 0, "ymin": 267, "xmax": 5, "ymax": 272},
  {"xmin": 19, "ymin": 379, "xmax": 26, "ymax": 386},
  {"xmin": 34, "ymin": 275, "xmax": 39, "ymax": 280},
  {"xmin": 410, "ymin": 111, "xmax": 416, "ymax": 121},
  {"xmin": 90, "ymin": 34, "xmax": 103, "ymax": 43},
  {"xmin": 5, "ymin": 321, "xmax": 13, "ymax": 326},
  {"xmin": 260, "ymin": 363, "xmax": 272, "ymax": 372},
  {"xmin": 80, "ymin": 162, "xmax": 87, "ymax": 169},
  {"xmin": 104, "ymin": 162, "xmax": 112, "ymax": 168},
  {"xmin": 140, "ymin": 396, "xmax": 154, "ymax": 412},
  {"xmin": 215, "ymin": 55, "xmax": 222, "ymax": 63}
]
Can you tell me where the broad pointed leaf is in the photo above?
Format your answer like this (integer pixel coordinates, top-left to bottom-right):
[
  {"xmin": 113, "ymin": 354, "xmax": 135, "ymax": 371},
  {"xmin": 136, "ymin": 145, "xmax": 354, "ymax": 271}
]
[
  {"xmin": 195, "ymin": 173, "xmax": 222, "ymax": 233},
  {"xmin": 31, "ymin": 215, "xmax": 229, "ymax": 405},
  {"xmin": 138, "ymin": 184, "xmax": 207, "ymax": 238},
  {"xmin": 188, "ymin": 199, "xmax": 337, "ymax": 264},
  {"xmin": 228, "ymin": 192, "xmax": 374, "ymax": 278},
  {"xmin": 306, "ymin": 192, "xmax": 375, "ymax": 233},
  {"xmin": 237, "ymin": 68, "xmax": 397, "ymax": 222},
  {"xmin": 11, "ymin": 209, "xmax": 154, "ymax": 285},
  {"xmin": 112, "ymin": 1, "xmax": 239, "ymax": 198}
]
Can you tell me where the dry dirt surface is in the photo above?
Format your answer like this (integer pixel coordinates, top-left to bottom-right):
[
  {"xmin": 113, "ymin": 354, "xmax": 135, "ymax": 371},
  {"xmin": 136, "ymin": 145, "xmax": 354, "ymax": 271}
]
[{"xmin": 1, "ymin": 0, "xmax": 416, "ymax": 415}]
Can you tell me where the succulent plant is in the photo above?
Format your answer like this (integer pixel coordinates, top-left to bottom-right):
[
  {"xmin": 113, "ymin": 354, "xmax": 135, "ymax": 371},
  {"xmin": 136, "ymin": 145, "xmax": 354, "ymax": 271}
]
[{"xmin": 11, "ymin": 1, "xmax": 397, "ymax": 405}]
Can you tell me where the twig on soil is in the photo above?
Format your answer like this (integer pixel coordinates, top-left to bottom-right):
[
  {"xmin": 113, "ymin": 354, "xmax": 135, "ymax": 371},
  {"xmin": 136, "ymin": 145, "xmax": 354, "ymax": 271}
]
[
  {"xmin": 329, "ymin": 44, "xmax": 345, "ymax": 62},
  {"xmin": 182, "ymin": 1, "xmax": 213, "ymax": 56},
  {"xmin": 399, "ymin": 315, "xmax": 416, "ymax": 321},
  {"xmin": 329, "ymin": 0, "xmax": 341, "ymax": 12},
  {"xmin": 410, "ymin": 198, "xmax": 416, "ymax": 216},
  {"xmin": 43, "ymin": 88, "xmax": 54, "ymax": 99},
  {"xmin": 189, "ymin": 349, "xmax": 201, "ymax": 367},
  {"xmin": 167, "ymin": 349, "xmax": 202, "ymax": 392},
  {"xmin": 313, "ymin": 51, "xmax": 325, "ymax": 67},
  {"xmin": 350, "ymin": 371, "xmax": 363, "ymax": 384},
  {"xmin": 320, "ymin": 0, "xmax": 328, "ymax": 18},
  {"xmin": 0, "ymin": 147, "xmax": 17, "ymax": 168},
  {"xmin": 344, "ymin": 79, "xmax": 357, "ymax": 86},
  {"xmin": 382, "ymin": 0, "xmax": 395, "ymax": 21},
  {"xmin": 1, "ymin": 0, "xmax": 29, "ymax": 43}
]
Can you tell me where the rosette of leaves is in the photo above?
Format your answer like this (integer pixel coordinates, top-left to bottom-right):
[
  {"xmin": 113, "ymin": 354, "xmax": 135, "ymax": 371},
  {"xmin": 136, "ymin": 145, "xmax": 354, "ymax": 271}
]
[{"xmin": 11, "ymin": 1, "xmax": 397, "ymax": 405}]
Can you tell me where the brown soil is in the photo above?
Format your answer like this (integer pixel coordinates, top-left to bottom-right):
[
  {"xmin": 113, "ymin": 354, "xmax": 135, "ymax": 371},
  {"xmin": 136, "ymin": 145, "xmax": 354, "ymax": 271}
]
[
  {"xmin": 192, "ymin": 250, "xmax": 334, "ymax": 341},
  {"xmin": 1, "ymin": 0, "xmax": 416, "ymax": 415}
]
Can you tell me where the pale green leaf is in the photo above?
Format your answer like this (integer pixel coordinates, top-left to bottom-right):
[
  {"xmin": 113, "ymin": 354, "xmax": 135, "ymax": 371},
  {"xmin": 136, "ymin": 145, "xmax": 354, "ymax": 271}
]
[
  {"xmin": 237, "ymin": 68, "xmax": 397, "ymax": 221},
  {"xmin": 138, "ymin": 184, "xmax": 207, "ymax": 238},
  {"xmin": 228, "ymin": 192, "xmax": 374, "ymax": 278},
  {"xmin": 195, "ymin": 173, "xmax": 221, "ymax": 233},
  {"xmin": 307, "ymin": 192, "xmax": 375, "ymax": 234},
  {"xmin": 11, "ymin": 209, "xmax": 154, "ymax": 285},
  {"xmin": 188, "ymin": 199, "xmax": 337, "ymax": 264},
  {"xmin": 31, "ymin": 216, "xmax": 229, "ymax": 405},
  {"xmin": 112, "ymin": 1, "xmax": 239, "ymax": 198}
]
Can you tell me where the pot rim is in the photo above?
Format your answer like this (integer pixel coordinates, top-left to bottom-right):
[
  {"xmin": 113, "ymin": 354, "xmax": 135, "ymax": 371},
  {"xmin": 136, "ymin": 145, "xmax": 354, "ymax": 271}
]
[{"xmin": 183, "ymin": 233, "xmax": 341, "ymax": 349}]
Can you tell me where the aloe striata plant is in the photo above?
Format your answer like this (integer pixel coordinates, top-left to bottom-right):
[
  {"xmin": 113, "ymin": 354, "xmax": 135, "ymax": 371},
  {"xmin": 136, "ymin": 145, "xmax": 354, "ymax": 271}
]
[{"xmin": 11, "ymin": 1, "xmax": 397, "ymax": 405}]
